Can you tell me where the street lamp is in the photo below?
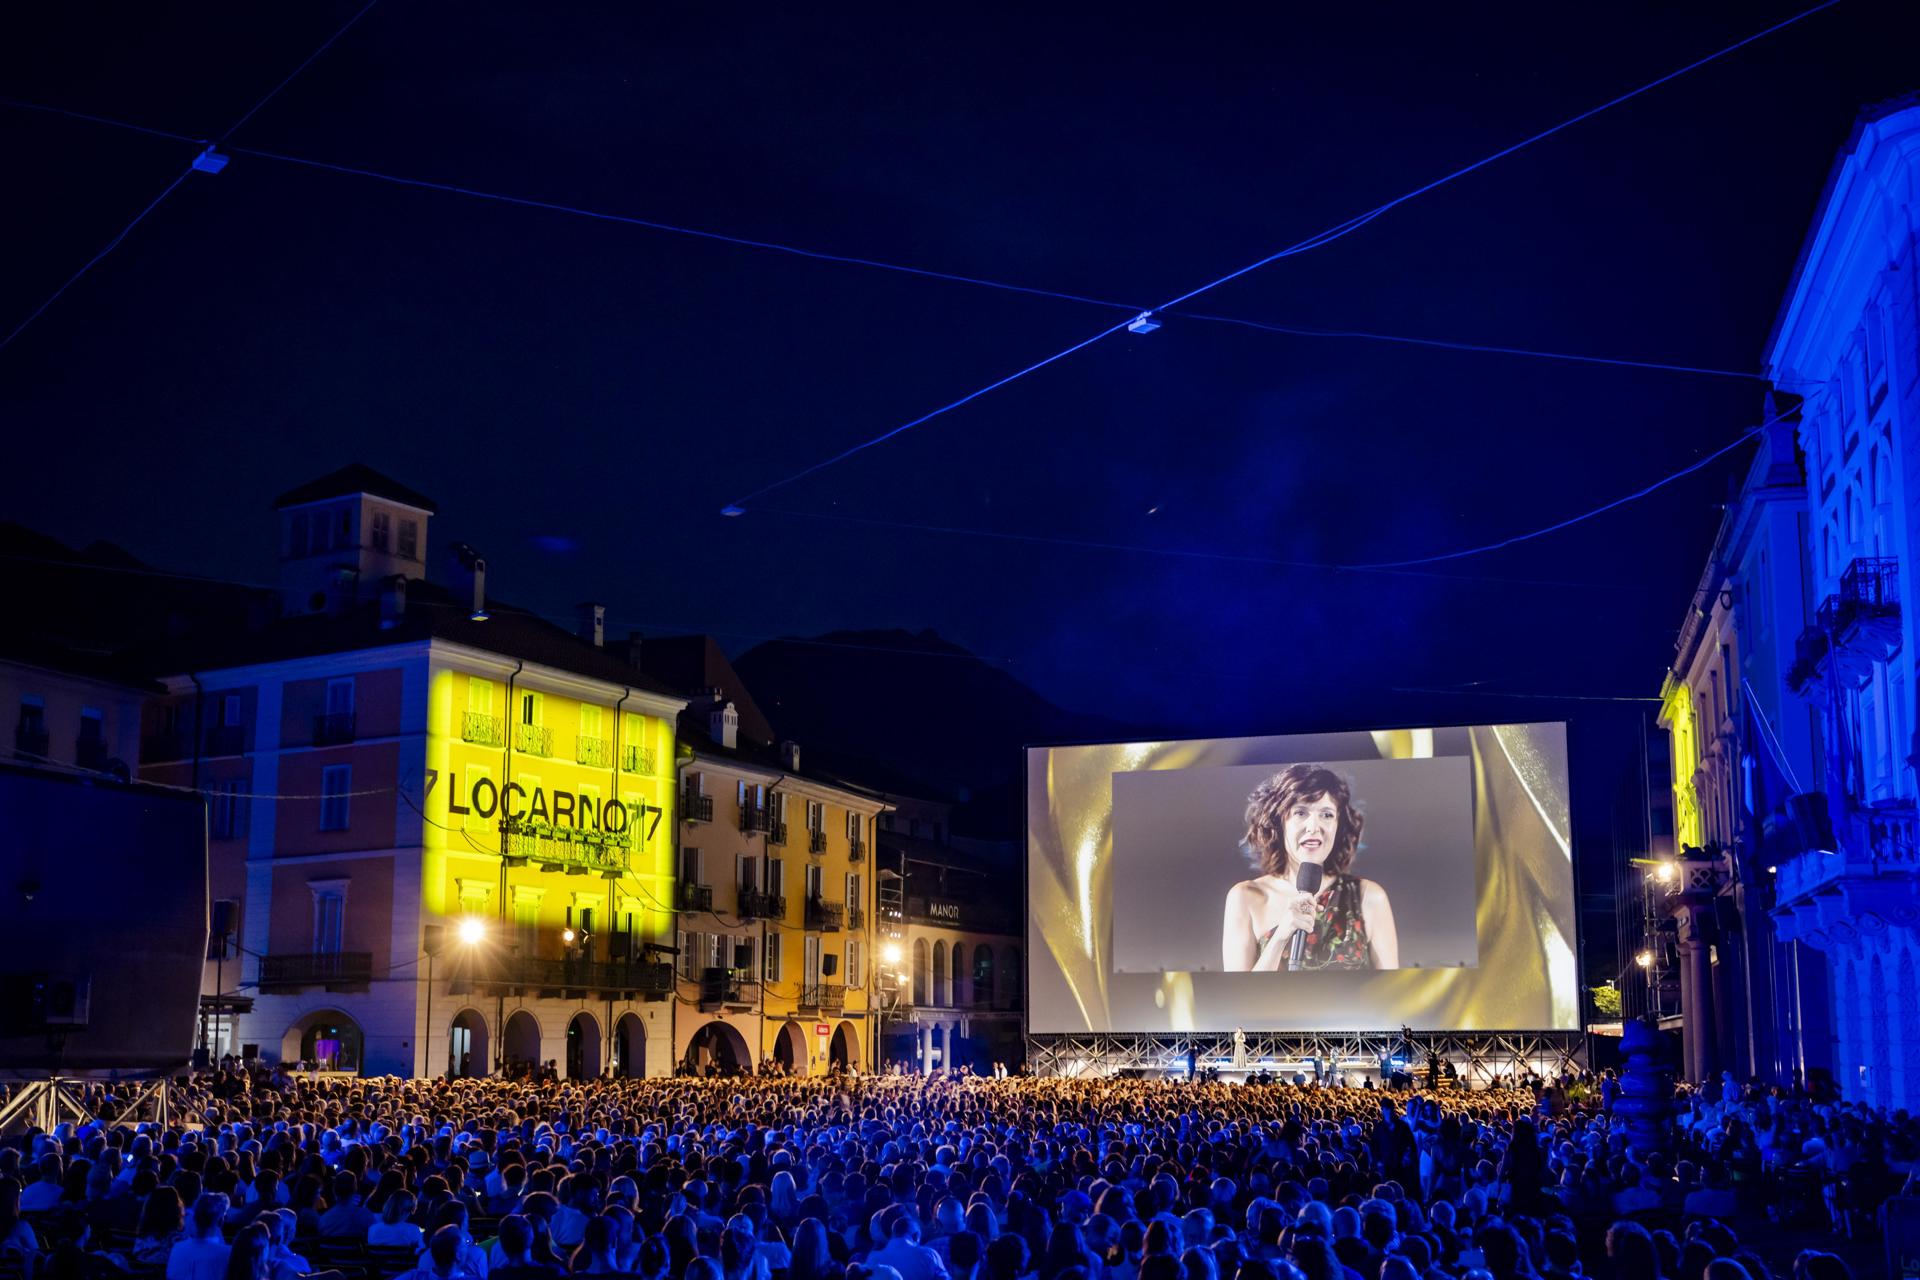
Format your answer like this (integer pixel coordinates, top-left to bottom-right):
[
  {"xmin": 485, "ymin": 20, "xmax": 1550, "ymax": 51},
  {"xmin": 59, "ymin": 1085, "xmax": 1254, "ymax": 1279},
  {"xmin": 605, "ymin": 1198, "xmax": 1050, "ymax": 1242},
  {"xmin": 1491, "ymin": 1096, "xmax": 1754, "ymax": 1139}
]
[
  {"xmin": 1652, "ymin": 862, "xmax": 1676, "ymax": 885},
  {"xmin": 1635, "ymin": 950, "xmax": 1653, "ymax": 968},
  {"xmin": 425, "ymin": 917, "xmax": 486, "ymax": 1077}
]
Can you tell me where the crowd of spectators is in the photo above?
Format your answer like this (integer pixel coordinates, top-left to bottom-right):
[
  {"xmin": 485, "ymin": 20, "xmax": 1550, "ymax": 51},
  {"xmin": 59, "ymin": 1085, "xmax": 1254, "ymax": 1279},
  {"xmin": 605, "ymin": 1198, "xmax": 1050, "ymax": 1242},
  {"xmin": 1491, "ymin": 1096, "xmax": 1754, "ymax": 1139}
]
[{"xmin": 0, "ymin": 1066, "xmax": 1909, "ymax": 1280}]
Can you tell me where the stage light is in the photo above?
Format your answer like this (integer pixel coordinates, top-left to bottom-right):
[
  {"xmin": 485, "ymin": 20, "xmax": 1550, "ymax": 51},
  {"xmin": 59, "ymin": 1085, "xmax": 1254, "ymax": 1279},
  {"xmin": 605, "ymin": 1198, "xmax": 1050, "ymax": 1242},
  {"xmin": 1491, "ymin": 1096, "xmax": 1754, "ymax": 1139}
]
[
  {"xmin": 1766, "ymin": 865, "xmax": 1778, "ymax": 874},
  {"xmin": 192, "ymin": 148, "xmax": 230, "ymax": 175},
  {"xmin": 1652, "ymin": 862, "xmax": 1676, "ymax": 884},
  {"xmin": 1127, "ymin": 311, "xmax": 1162, "ymax": 334},
  {"xmin": 561, "ymin": 927, "xmax": 576, "ymax": 943},
  {"xmin": 882, "ymin": 942, "xmax": 903, "ymax": 965},
  {"xmin": 1635, "ymin": 950, "xmax": 1653, "ymax": 968},
  {"xmin": 457, "ymin": 917, "xmax": 485, "ymax": 946}
]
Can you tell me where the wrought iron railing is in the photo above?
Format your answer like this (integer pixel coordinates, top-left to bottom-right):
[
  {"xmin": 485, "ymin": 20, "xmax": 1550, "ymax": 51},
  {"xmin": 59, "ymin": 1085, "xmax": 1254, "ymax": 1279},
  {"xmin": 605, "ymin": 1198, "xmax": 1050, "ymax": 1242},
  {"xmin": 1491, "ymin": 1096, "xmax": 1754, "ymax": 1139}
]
[
  {"xmin": 848, "ymin": 839, "xmax": 866, "ymax": 863},
  {"xmin": 683, "ymin": 793, "xmax": 713, "ymax": 822},
  {"xmin": 481, "ymin": 957, "xmax": 672, "ymax": 994},
  {"xmin": 257, "ymin": 952, "xmax": 373, "ymax": 991},
  {"xmin": 805, "ymin": 899, "xmax": 845, "ymax": 932},
  {"xmin": 809, "ymin": 830, "xmax": 828, "ymax": 854},
  {"xmin": 462, "ymin": 713, "xmax": 505, "ymax": 747},
  {"xmin": 739, "ymin": 805, "xmax": 767, "ymax": 834},
  {"xmin": 576, "ymin": 735, "xmax": 611, "ymax": 767},
  {"xmin": 679, "ymin": 883, "xmax": 714, "ymax": 912},
  {"xmin": 500, "ymin": 815, "xmax": 629, "ymax": 875},
  {"xmin": 697, "ymin": 972, "xmax": 759, "ymax": 1008},
  {"xmin": 622, "ymin": 744, "xmax": 656, "ymax": 775},
  {"xmin": 313, "ymin": 712, "xmax": 357, "ymax": 746},
  {"xmin": 740, "ymin": 890, "xmax": 786, "ymax": 921},
  {"xmin": 848, "ymin": 905, "xmax": 866, "ymax": 930},
  {"xmin": 767, "ymin": 821, "xmax": 789, "ymax": 846},
  {"xmin": 513, "ymin": 723, "xmax": 554, "ymax": 757},
  {"xmin": 799, "ymin": 982, "xmax": 845, "ymax": 1012}
]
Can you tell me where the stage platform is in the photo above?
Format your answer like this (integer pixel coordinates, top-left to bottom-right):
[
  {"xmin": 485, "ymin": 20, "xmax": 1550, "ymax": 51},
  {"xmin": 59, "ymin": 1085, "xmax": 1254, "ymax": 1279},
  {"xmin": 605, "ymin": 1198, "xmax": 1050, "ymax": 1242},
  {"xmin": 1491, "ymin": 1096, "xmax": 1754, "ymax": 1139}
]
[{"xmin": 1026, "ymin": 1029, "xmax": 1584, "ymax": 1084}]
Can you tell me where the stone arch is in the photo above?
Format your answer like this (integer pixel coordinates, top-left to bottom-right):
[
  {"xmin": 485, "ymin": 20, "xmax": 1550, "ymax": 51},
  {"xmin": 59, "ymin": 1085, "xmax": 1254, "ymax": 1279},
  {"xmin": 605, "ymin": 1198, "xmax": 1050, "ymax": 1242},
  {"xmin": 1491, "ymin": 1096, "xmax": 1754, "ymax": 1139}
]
[
  {"xmin": 773, "ymin": 1020, "xmax": 808, "ymax": 1072},
  {"xmin": 830, "ymin": 1019, "xmax": 860, "ymax": 1070},
  {"xmin": 565, "ymin": 1010, "xmax": 602, "ymax": 1080},
  {"xmin": 683, "ymin": 1020, "xmax": 751, "ymax": 1076},
  {"xmin": 1871, "ymin": 955, "xmax": 1890, "ymax": 1109},
  {"xmin": 952, "ymin": 942, "xmax": 968, "ymax": 1008},
  {"xmin": 912, "ymin": 937, "xmax": 930, "ymax": 1005},
  {"xmin": 933, "ymin": 940, "xmax": 949, "ymax": 1007},
  {"xmin": 1001, "ymin": 944, "xmax": 1021, "ymax": 1008},
  {"xmin": 973, "ymin": 946, "xmax": 995, "ymax": 1009},
  {"xmin": 613, "ymin": 1012, "xmax": 646, "ymax": 1078},
  {"xmin": 503, "ymin": 1009, "xmax": 541, "ymax": 1075},
  {"xmin": 448, "ymin": 1007, "xmax": 489, "ymax": 1078},
  {"xmin": 281, "ymin": 1008, "xmax": 363, "ymax": 1073}
]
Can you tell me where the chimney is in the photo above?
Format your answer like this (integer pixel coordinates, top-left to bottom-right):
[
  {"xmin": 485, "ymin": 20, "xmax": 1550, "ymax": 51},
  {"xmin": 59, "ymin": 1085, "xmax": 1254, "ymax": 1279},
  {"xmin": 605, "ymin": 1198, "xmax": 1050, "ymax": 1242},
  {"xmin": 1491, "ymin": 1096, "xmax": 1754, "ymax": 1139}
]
[
  {"xmin": 780, "ymin": 740, "xmax": 801, "ymax": 772},
  {"xmin": 448, "ymin": 543, "xmax": 488, "ymax": 621},
  {"xmin": 577, "ymin": 602, "xmax": 606, "ymax": 648},
  {"xmin": 378, "ymin": 575, "xmax": 408, "ymax": 630},
  {"xmin": 625, "ymin": 630, "xmax": 643, "ymax": 668},
  {"xmin": 710, "ymin": 701, "xmax": 739, "ymax": 751}
]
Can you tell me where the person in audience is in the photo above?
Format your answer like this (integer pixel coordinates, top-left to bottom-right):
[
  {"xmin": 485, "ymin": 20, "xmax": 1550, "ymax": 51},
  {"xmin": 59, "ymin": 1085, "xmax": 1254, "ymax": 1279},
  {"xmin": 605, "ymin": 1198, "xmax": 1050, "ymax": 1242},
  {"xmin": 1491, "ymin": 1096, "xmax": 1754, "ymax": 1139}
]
[{"xmin": 168, "ymin": 1194, "xmax": 235, "ymax": 1280}]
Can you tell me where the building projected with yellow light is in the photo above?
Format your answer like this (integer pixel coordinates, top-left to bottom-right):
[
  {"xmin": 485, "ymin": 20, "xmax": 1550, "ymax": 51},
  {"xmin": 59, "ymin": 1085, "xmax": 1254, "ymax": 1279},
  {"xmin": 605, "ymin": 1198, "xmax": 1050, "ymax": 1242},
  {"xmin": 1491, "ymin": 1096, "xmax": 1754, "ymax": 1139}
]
[{"xmin": 140, "ymin": 466, "xmax": 687, "ymax": 1078}]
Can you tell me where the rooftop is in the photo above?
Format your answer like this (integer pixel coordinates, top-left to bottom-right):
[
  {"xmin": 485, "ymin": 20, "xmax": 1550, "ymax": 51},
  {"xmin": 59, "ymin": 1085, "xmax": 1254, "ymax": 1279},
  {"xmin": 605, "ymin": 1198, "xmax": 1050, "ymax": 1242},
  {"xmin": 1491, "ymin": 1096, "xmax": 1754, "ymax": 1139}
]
[{"xmin": 273, "ymin": 464, "xmax": 439, "ymax": 513}]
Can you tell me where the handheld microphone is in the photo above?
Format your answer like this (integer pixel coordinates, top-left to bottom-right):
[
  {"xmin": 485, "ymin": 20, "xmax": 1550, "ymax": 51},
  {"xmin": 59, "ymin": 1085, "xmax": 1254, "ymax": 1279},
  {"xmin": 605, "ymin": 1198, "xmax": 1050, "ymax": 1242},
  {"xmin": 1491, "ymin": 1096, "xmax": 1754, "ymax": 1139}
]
[{"xmin": 1287, "ymin": 862, "xmax": 1325, "ymax": 971}]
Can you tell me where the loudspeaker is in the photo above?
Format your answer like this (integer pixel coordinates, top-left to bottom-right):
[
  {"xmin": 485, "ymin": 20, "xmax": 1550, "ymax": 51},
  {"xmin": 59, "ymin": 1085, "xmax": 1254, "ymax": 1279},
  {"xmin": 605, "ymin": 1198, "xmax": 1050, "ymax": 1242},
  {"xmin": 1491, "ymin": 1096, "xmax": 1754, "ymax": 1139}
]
[
  {"xmin": 821, "ymin": 954, "xmax": 838, "ymax": 977},
  {"xmin": 0, "ymin": 765, "xmax": 207, "ymax": 1072},
  {"xmin": 733, "ymin": 944, "xmax": 753, "ymax": 969}
]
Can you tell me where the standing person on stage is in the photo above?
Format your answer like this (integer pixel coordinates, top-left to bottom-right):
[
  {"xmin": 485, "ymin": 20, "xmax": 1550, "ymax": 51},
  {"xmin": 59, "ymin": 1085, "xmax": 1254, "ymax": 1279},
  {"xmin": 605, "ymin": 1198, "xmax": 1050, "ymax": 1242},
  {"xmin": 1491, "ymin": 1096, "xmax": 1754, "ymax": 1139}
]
[{"xmin": 1221, "ymin": 764, "xmax": 1400, "ymax": 971}]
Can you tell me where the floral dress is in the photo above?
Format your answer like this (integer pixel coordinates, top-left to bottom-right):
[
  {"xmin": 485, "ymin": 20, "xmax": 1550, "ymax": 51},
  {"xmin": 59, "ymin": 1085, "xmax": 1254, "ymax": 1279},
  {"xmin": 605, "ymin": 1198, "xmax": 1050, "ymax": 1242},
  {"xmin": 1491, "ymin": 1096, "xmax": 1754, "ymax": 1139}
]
[{"xmin": 1297, "ymin": 874, "xmax": 1372, "ymax": 970}]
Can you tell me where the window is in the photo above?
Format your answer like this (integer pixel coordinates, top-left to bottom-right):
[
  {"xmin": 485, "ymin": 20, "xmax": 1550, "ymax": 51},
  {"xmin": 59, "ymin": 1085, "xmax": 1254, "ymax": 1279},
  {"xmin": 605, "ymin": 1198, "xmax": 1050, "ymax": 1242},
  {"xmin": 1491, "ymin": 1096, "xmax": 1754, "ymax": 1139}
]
[
  {"xmin": 210, "ymin": 780, "xmax": 244, "ymax": 840},
  {"xmin": 768, "ymin": 791, "xmax": 787, "ymax": 825},
  {"xmin": 312, "ymin": 888, "xmax": 346, "ymax": 955},
  {"xmin": 805, "ymin": 864, "xmax": 824, "ymax": 902},
  {"xmin": 520, "ymin": 691, "xmax": 543, "ymax": 725},
  {"xmin": 224, "ymin": 694, "xmax": 242, "ymax": 727},
  {"xmin": 16, "ymin": 696, "xmax": 45, "ymax": 735},
  {"xmin": 325, "ymin": 677, "xmax": 355, "ymax": 718},
  {"xmin": 370, "ymin": 511, "xmax": 390, "ymax": 552},
  {"xmin": 846, "ymin": 871, "xmax": 862, "ymax": 908},
  {"xmin": 398, "ymin": 519, "xmax": 419, "ymax": 561},
  {"xmin": 686, "ymin": 770, "xmax": 704, "ymax": 796},
  {"xmin": 466, "ymin": 677, "xmax": 493, "ymax": 714},
  {"xmin": 736, "ymin": 935, "xmax": 758, "ymax": 975},
  {"xmin": 846, "ymin": 938, "xmax": 863, "ymax": 989},
  {"xmin": 767, "ymin": 858, "xmax": 786, "ymax": 902},
  {"xmin": 78, "ymin": 707, "xmax": 104, "ymax": 745},
  {"xmin": 763, "ymin": 934, "xmax": 782, "ymax": 982},
  {"xmin": 846, "ymin": 811, "xmax": 862, "ymax": 842},
  {"xmin": 319, "ymin": 765, "xmax": 352, "ymax": 831},
  {"xmin": 681, "ymin": 847, "xmax": 704, "ymax": 886},
  {"xmin": 806, "ymin": 800, "xmax": 825, "ymax": 833},
  {"xmin": 463, "ymin": 765, "xmax": 493, "ymax": 831},
  {"xmin": 803, "ymin": 935, "xmax": 822, "ymax": 986},
  {"xmin": 735, "ymin": 854, "xmax": 759, "ymax": 895},
  {"xmin": 515, "ymin": 898, "xmax": 540, "ymax": 957},
  {"xmin": 579, "ymin": 704, "xmax": 603, "ymax": 738}
]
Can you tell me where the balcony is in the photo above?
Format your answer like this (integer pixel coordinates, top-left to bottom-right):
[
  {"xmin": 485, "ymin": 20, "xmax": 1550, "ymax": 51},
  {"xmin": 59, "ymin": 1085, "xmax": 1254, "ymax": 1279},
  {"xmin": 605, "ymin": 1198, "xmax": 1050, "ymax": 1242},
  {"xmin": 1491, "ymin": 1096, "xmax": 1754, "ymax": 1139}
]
[
  {"xmin": 313, "ymin": 712, "xmax": 357, "ymax": 746},
  {"xmin": 798, "ymin": 982, "xmax": 845, "ymax": 1013},
  {"xmin": 805, "ymin": 899, "xmax": 845, "ymax": 932},
  {"xmin": 1788, "ymin": 557, "xmax": 1902, "ymax": 694},
  {"xmin": 848, "ymin": 905, "xmax": 866, "ymax": 930},
  {"xmin": 14, "ymin": 724, "xmax": 50, "ymax": 762},
  {"xmin": 622, "ymin": 745, "xmax": 656, "ymax": 775},
  {"xmin": 1773, "ymin": 800, "xmax": 1920, "ymax": 949},
  {"xmin": 809, "ymin": 829, "xmax": 828, "ymax": 854},
  {"xmin": 513, "ymin": 723, "xmax": 554, "ymax": 757},
  {"xmin": 257, "ymin": 952, "xmax": 372, "ymax": 992},
  {"xmin": 696, "ymin": 972, "xmax": 759, "ymax": 1011},
  {"xmin": 767, "ymin": 822, "xmax": 789, "ymax": 846},
  {"xmin": 740, "ymin": 890, "xmax": 786, "ymax": 921},
  {"xmin": 849, "ymin": 839, "xmax": 866, "ymax": 863},
  {"xmin": 679, "ymin": 883, "xmax": 714, "ymax": 913},
  {"xmin": 739, "ymin": 805, "xmax": 768, "ymax": 834},
  {"xmin": 204, "ymin": 724, "xmax": 246, "ymax": 757},
  {"xmin": 481, "ymin": 956, "xmax": 672, "ymax": 995},
  {"xmin": 575, "ymin": 735, "xmax": 611, "ymax": 767},
  {"xmin": 462, "ymin": 712, "xmax": 505, "ymax": 747},
  {"xmin": 500, "ymin": 815, "xmax": 629, "ymax": 876},
  {"xmin": 683, "ymin": 793, "xmax": 713, "ymax": 823}
]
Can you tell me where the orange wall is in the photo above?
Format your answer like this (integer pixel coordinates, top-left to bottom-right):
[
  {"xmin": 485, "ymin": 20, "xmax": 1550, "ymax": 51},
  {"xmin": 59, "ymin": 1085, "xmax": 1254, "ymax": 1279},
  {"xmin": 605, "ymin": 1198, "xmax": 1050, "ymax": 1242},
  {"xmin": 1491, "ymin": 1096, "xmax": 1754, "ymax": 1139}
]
[{"xmin": 275, "ymin": 742, "xmax": 400, "ymax": 853}]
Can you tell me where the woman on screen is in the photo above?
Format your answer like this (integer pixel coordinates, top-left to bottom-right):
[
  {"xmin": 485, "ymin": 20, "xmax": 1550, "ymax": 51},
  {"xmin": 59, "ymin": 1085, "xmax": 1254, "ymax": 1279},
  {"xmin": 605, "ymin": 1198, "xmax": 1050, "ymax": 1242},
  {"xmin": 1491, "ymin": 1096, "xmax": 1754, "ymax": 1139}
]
[{"xmin": 1221, "ymin": 763, "xmax": 1399, "ymax": 971}]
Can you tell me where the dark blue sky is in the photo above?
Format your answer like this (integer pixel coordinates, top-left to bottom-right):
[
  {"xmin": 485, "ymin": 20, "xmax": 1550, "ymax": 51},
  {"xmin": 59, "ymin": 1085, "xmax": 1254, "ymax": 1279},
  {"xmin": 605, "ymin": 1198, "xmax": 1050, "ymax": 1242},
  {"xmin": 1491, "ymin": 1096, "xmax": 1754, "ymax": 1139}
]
[{"xmin": 2, "ymin": 0, "xmax": 1914, "ymax": 732}]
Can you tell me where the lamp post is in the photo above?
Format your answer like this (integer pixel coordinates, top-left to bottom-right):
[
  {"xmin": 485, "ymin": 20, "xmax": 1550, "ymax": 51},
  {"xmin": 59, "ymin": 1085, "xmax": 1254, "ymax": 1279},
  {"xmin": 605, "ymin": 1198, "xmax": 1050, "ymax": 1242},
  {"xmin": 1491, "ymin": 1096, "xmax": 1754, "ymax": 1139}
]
[{"xmin": 424, "ymin": 917, "xmax": 486, "ymax": 1078}]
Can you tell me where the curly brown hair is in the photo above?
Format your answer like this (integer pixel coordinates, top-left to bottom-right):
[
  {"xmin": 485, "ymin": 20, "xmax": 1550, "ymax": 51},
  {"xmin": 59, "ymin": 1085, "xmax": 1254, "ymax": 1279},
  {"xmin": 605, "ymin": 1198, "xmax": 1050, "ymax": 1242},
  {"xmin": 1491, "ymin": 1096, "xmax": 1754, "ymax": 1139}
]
[{"xmin": 1242, "ymin": 763, "xmax": 1364, "ymax": 878}]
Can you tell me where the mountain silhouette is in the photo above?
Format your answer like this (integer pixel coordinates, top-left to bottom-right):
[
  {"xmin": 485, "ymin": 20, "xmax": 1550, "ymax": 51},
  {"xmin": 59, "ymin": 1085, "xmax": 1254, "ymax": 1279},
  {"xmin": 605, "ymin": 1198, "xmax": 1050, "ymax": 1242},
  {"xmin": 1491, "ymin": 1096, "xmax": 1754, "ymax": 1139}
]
[{"xmin": 734, "ymin": 628, "xmax": 1142, "ymax": 836}]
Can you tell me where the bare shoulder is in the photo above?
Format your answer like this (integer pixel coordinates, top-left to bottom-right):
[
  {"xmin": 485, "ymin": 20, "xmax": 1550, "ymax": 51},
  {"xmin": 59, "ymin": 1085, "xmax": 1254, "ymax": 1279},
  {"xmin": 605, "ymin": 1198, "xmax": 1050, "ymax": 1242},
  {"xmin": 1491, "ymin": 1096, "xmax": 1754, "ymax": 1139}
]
[
  {"xmin": 1358, "ymin": 877, "xmax": 1391, "ymax": 906},
  {"xmin": 1225, "ymin": 878, "xmax": 1272, "ymax": 907}
]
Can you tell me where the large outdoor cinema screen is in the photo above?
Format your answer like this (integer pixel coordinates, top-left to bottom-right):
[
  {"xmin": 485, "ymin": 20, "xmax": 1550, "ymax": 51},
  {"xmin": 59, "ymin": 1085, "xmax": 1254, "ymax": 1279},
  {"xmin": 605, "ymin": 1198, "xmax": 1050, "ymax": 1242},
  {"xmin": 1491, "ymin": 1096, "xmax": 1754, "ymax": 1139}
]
[{"xmin": 1026, "ymin": 723, "xmax": 1578, "ymax": 1034}]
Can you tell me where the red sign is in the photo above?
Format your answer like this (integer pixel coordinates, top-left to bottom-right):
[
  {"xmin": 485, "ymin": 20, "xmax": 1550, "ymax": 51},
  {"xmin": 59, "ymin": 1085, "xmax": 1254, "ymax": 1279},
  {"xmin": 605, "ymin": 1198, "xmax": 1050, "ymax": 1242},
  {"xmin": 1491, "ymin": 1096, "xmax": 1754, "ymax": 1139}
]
[{"xmin": 816, "ymin": 1023, "xmax": 831, "ymax": 1036}]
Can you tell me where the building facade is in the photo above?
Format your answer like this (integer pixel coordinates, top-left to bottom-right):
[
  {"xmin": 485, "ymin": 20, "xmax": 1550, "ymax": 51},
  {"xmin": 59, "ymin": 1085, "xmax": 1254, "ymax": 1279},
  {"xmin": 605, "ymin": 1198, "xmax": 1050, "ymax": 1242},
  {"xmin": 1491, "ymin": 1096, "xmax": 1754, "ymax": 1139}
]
[
  {"xmin": 672, "ymin": 718, "xmax": 883, "ymax": 1074},
  {"xmin": 874, "ymin": 797, "xmax": 1023, "ymax": 1074},
  {"xmin": 1760, "ymin": 98, "xmax": 1920, "ymax": 1112},
  {"xmin": 140, "ymin": 468, "xmax": 686, "ymax": 1078}
]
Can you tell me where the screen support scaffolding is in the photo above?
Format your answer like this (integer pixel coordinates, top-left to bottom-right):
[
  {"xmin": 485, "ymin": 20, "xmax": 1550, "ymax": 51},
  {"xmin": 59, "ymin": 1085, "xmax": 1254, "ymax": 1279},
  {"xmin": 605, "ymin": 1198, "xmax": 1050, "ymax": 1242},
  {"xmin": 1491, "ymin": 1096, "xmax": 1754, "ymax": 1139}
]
[{"xmin": 1026, "ymin": 1030, "xmax": 1585, "ymax": 1085}]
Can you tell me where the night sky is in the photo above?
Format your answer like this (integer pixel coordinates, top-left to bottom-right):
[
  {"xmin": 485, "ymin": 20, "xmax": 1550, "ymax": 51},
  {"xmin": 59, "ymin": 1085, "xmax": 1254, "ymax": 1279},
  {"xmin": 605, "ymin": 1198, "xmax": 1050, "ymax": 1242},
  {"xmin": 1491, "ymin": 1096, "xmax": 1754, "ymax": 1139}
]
[{"xmin": 3, "ymin": 0, "xmax": 1916, "ymax": 741}]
